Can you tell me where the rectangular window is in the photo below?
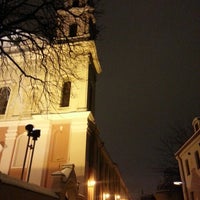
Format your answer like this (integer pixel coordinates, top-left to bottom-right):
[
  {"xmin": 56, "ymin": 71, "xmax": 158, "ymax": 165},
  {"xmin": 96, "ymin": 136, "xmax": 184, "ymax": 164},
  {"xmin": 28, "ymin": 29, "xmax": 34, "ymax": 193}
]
[
  {"xmin": 60, "ymin": 82, "xmax": 71, "ymax": 107},
  {"xmin": 185, "ymin": 159, "xmax": 190, "ymax": 175},
  {"xmin": 69, "ymin": 23, "xmax": 77, "ymax": 37},
  {"xmin": 195, "ymin": 151, "xmax": 200, "ymax": 169},
  {"xmin": 190, "ymin": 192, "xmax": 194, "ymax": 200}
]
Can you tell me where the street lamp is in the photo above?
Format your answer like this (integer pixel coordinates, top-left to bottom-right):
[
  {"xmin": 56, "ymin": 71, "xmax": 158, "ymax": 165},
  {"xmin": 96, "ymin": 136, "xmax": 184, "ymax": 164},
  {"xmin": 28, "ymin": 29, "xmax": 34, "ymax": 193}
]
[
  {"xmin": 21, "ymin": 124, "xmax": 40, "ymax": 182},
  {"xmin": 103, "ymin": 193, "xmax": 110, "ymax": 200},
  {"xmin": 115, "ymin": 194, "xmax": 121, "ymax": 200},
  {"xmin": 173, "ymin": 181, "xmax": 182, "ymax": 185},
  {"xmin": 88, "ymin": 179, "xmax": 96, "ymax": 187}
]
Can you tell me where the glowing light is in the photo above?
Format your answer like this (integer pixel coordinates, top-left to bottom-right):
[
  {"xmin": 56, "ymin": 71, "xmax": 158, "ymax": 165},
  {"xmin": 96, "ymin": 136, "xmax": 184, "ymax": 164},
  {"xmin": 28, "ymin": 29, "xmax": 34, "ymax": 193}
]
[
  {"xmin": 173, "ymin": 181, "xmax": 182, "ymax": 185},
  {"xmin": 115, "ymin": 195, "xmax": 120, "ymax": 200},
  {"xmin": 88, "ymin": 179, "xmax": 96, "ymax": 187},
  {"xmin": 103, "ymin": 193, "xmax": 110, "ymax": 200}
]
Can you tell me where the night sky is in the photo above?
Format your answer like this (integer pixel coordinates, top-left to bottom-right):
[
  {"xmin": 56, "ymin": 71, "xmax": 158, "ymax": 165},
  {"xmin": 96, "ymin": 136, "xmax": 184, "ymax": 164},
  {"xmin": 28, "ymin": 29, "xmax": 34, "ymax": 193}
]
[{"xmin": 95, "ymin": 1, "xmax": 200, "ymax": 198}]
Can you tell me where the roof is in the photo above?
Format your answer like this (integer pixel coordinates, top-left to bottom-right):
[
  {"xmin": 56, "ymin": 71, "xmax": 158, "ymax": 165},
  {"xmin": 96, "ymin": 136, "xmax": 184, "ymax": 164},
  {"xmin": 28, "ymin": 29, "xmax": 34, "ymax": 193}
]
[
  {"xmin": 175, "ymin": 128, "xmax": 200, "ymax": 156},
  {"xmin": 0, "ymin": 172, "xmax": 59, "ymax": 199}
]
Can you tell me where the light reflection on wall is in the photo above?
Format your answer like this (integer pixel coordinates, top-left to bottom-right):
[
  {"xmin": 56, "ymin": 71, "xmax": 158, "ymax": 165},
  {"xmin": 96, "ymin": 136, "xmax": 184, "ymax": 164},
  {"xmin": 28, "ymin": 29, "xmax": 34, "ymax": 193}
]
[{"xmin": 88, "ymin": 179, "xmax": 96, "ymax": 200}]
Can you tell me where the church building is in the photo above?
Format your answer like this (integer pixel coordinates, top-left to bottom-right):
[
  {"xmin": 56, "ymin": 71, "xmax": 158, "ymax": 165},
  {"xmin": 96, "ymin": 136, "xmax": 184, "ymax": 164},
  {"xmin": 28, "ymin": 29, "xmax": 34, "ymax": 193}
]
[{"xmin": 0, "ymin": 1, "xmax": 132, "ymax": 200}]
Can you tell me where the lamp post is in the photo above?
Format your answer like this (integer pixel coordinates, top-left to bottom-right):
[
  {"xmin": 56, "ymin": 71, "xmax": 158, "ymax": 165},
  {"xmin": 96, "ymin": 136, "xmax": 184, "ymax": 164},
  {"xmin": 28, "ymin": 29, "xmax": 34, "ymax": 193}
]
[{"xmin": 21, "ymin": 124, "xmax": 40, "ymax": 182}]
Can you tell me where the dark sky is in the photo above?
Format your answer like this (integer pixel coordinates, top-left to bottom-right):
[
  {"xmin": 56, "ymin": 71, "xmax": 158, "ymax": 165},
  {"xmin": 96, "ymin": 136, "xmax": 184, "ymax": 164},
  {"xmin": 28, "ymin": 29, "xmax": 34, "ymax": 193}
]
[{"xmin": 95, "ymin": 0, "xmax": 200, "ymax": 198}]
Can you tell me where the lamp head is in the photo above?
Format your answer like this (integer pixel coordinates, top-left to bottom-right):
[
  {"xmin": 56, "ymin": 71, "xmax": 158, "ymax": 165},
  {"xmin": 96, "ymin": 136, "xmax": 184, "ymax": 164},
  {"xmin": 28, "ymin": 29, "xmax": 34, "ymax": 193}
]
[
  {"xmin": 25, "ymin": 124, "xmax": 34, "ymax": 136},
  {"xmin": 32, "ymin": 129, "xmax": 41, "ymax": 140}
]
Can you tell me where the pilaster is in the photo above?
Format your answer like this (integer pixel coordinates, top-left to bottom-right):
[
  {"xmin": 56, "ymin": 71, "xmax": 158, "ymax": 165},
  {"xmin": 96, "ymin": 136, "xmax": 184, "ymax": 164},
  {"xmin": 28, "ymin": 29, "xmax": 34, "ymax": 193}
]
[{"xmin": 0, "ymin": 125, "xmax": 18, "ymax": 173}]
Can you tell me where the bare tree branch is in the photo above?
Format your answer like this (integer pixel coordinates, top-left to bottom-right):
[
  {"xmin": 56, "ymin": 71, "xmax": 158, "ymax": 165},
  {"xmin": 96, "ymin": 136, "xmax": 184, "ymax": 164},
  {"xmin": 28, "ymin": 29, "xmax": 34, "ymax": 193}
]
[{"xmin": 0, "ymin": 0, "xmax": 100, "ymax": 112}]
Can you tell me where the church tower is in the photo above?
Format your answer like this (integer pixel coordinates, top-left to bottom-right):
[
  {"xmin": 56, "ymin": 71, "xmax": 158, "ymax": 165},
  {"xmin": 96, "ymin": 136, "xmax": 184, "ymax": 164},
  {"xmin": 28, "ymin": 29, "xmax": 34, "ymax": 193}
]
[{"xmin": 0, "ymin": 1, "xmax": 132, "ymax": 200}]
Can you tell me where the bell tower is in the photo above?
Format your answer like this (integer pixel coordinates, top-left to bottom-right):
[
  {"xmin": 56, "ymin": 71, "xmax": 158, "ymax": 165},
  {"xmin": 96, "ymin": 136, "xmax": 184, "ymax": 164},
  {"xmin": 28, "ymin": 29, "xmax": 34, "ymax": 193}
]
[
  {"xmin": 55, "ymin": 0, "xmax": 100, "ymax": 115},
  {"xmin": 57, "ymin": 0, "xmax": 97, "ymax": 41}
]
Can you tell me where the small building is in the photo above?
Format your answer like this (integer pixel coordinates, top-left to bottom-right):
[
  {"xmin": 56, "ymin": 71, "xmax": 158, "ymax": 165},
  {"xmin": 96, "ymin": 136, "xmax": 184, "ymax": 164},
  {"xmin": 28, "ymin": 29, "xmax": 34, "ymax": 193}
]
[{"xmin": 175, "ymin": 117, "xmax": 200, "ymax": 200}]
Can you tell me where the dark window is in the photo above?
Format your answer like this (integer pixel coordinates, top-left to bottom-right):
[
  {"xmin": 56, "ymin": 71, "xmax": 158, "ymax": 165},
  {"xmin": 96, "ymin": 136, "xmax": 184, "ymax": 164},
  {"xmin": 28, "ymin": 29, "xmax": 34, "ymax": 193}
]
[
  {"xmin": 195, "ymin": 123, "xmax": 199, "ymax": 132},
  {"xmin": 185, "ymin": 159, "xmax": 190, "ymax": 175},
  {"xmin": 89, "ymin": 18, "xmax": 96, "ymax": 39},
  {"xmin": 195, "ymin": 151, "xmax": 200, "ymax": 169},
  {"xmin": 60, "ymin": 82, "xmax": 71, "ymax": 107},
  {"xmin": 190, "ymin": 192, "xmax": 195, "ymax": 200},
  {"xmin": 87, "ymin": 0, "xmax": 94, "ymax": 6},
  {"xmin": 72, "ymin": 0, "xmax": 79, "ymax": 7},
  {"xmin": 0, "ymin": 87, "xmax": 10, "ymax": 114},
  {"xmin": 69, "ymin": 23, "xmax": 78, "ymax": 37}
]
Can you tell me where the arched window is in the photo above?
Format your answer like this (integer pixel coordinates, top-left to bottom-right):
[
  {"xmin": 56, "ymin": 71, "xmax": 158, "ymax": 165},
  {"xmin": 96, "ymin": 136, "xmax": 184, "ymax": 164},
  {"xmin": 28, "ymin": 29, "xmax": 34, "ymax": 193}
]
[
  {"xmin": 0, "ymin": 87, "xmax": 10, "ymax": 114},
  {"xmin": 60, "ymin": 81, "xmax": 71, "ymax": 107}
]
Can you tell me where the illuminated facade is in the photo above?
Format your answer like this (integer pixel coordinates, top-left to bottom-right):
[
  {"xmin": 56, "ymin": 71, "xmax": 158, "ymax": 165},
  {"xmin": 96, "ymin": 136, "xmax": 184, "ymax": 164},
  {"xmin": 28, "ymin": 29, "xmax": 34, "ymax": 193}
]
[
  {"xmin": 0, "ymin": 1, "xmax": 132, "ymax": 200},
  {"xmin": 175, "ymin": 117, "xmax": 200, "ymax": 200}
]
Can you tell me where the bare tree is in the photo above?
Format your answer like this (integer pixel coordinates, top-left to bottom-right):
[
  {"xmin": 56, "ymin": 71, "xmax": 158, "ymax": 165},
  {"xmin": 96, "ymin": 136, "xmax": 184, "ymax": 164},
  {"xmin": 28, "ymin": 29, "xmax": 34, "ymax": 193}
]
[
  {"xmin": 0, "ymin": 0, "xmax": 99, "ymax": 112},
  {"xmin": 155, "ymin": 120, "xmax": 193, "ymax": 190},
  {"xmin": 157, "ymin": 121, "xmax": 193, "ymax": 169}
]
